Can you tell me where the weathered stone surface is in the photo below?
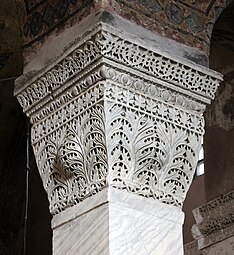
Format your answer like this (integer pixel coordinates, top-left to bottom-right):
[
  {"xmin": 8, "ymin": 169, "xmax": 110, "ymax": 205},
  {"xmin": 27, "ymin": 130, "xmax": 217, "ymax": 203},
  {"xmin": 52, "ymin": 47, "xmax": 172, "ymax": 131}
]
[
  {"xmin": 192, "ymin": 190, "xmax": 234, "ymax": 249},
  {"xmin": 202, "ymin": 235, "xmax": 234, "ymax": 255},
  {"xmin": 184, "ymin": 237, "xmax": 234, "ymax": 255},
  {"xmin": 138, "ymin": 0, "xmax": 163, "ymax": 13},
  {"xmin": 185, "ymin": 190, "xmax": 234, "ymax": 255},
  {"xmin": 204, "ymin": 1, "xmax": 234, "ymax": 202},
  {"xmin": 166, "ymin": 3, "xmax": 184, "ymax": 25},
  {"xmin": 185, "ymin": 15, "xmax": 204, "ymax": 33},
  {"xmin": 22, "ymin": 0, "xmax": 95, "ymax": 47},
  {"xmin": 184, "ymin": 241, "xmax": 202, "ymax": 255}
]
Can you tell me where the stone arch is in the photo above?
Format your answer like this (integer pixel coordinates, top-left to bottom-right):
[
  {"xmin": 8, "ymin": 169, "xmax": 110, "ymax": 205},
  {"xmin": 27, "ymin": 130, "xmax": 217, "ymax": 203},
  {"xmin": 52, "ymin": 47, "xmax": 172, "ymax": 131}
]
[
  {"xmin": 182, "ymin": 1, "xmax": 234, "ymax": 247},
  {"xmin": 206, "ymin": 0, "xmax": 234, "ymax": 51},
  {"xmin": 204, "ymin": 1, "xmax": 234, "ymax": 201}
]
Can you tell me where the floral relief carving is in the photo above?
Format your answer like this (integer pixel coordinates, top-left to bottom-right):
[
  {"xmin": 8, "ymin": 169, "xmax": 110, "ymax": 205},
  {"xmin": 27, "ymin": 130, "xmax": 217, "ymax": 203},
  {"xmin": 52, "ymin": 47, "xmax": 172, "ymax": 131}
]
[
  {"xmin": 16, "ymin": 26, "xmax": 221, "ymax": 116},
  {"xmin": 100, "ymin": 30, "xmax": 220, "ymax": 100},
  {"xmin": 31, "ymin": 83, "xmax": 105, "ymax": 143},
  {"xmin": 102, "ymin": 66, "xmax": 206, "ymax": 114},
  {"xmin": 106, "ymin": 99, "xmax": 200, "ymax": 207},
  {"xmin": 34, "ymin": 103, "xmax": 108, "ymax": 214},
  {"xmin": 192, "ymin": 190, "xmax": 234, "ymax": 249},
  {"xmin": 105, "ymin": 84, "xmax": 205, "ymax": 135},
  {"xmin": 15, "ymin": 26, "xmax": 222, "ymax": 214},
  {"xmin": 17, "ymin": 31, "xmax": 102, "ymax": 113}
]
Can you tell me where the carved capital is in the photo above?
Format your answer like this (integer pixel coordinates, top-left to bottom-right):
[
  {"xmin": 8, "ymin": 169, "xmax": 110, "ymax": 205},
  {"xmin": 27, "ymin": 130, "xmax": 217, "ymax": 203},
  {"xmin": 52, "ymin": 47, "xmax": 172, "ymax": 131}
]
[{"xmin": 15, "ymin": 24, "xmax": 222, "ymax": 215}]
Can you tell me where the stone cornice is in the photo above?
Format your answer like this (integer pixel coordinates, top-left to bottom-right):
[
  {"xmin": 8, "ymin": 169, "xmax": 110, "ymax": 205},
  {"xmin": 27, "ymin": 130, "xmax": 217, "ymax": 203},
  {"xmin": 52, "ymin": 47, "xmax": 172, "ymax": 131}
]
[{"xmin": 192, "ymin": 190, "xmax": 234, "ymax": 249}]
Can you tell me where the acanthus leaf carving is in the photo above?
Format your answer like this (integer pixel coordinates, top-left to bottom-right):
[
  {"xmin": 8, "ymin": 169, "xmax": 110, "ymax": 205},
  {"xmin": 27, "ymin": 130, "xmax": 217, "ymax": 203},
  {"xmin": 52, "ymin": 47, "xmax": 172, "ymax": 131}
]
[
  {"xmin": 15, "ymin": 25, "xmax": 221, "ymax": 215},
  {"xmin": 34, "ymin": 103, "xmax": 108, "ymax": 214},
  {"xmin": 106, "ymin": 97, "xmax": 200, "ymax": 207}
]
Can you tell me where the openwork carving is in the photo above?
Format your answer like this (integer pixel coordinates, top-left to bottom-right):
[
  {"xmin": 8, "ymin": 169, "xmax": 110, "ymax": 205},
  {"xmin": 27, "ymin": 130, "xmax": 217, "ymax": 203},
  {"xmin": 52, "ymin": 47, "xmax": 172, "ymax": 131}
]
[
  {"xmin": 17, "ymin": 32, "xmax": 102, "ymax": 114},
  {"xmin": 16, "ymin": 25, "xmax": 220, "ymax": 116},
  {"xmin": 100, "ymin": 30, "xmax": 219, "ymax": 100},
  {"xmin": 15, "ymin": 25, "xmax": 222, "ymax": 214},
  {"xmin": 106, "ymin": 100, "xmax": 200, "ymax": 206},
  {"xmin": 192, "ymin": 190, "xmax": 234, "ymax": 249},
  {"xmin": 105, "ymin": 81, "xmax": 201, "ymax": 206},
  {"xmin": 33, "ymin": 93, "xmax": 108, "ymax": 214}
]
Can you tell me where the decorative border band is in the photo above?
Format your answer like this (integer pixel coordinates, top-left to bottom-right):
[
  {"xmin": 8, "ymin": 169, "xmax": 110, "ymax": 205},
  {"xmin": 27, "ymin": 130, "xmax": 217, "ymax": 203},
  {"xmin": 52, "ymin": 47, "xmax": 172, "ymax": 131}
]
[
  {"xmin": 192, "ymin": 190, "xmax": 234, "ymax": 249},
  {"xmin": 15, "ymin": 23, "xmax": 222, "ymax": 117}
]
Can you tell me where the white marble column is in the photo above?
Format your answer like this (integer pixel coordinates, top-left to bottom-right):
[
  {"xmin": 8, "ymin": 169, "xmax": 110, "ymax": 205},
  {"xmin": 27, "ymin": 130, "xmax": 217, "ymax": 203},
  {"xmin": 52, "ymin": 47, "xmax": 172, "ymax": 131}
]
[
  {"xmin": 15, "ymin": 16, "xmax": 222, "ymax": 255},
  {"xmin": 52, "ymin": 188, "xmax": 184, "ymax": 255}
]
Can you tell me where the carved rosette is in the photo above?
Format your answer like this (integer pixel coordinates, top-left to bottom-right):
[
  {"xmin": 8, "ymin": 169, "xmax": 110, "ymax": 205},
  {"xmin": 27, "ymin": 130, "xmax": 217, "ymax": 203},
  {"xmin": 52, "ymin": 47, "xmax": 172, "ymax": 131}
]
[{"xmin": 15, "ymin": 24, "xmax": 222, "ymax": 215}]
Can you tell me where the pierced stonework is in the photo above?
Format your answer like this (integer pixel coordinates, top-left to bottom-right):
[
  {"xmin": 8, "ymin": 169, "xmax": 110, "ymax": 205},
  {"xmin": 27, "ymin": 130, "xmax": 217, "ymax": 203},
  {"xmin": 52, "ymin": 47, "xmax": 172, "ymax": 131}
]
[
  {"xmin": 15, "ymin": 24, "xmax": 222, "ymax": 215},
  {"xmin": 106, "ymin": 99, "xmax": 200, "ymax": 206},
  {"xmin": 192, "ymin": 190, "xmax": 234, "ymax": 250},
  {"xmin": 16, "ymin": 25, "xmax": 220, "ymax": 116},
  {"xmin": 33, "ymin": 84, "xmax": 108, "ymax": 214}
]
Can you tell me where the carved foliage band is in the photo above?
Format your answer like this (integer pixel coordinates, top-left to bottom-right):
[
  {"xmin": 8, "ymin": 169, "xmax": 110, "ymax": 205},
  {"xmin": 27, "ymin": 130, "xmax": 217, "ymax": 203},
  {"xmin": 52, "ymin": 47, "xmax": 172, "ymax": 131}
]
[
  {"xmin": 32, "ymin": 80, "xmax": 202, "ymax": 214},
  {"xmin": 105, "ymin": 84, "xmax": 201, "ymax": 207},
  {"xmin": 34, "ymin": 86, "xmax": 108, "ymax": 214},
  {"xmin": 192, "ymin": 190, "xmax": 234, "ymax": 249},
  {"xmin": 16, "ymin": 25, "xmax": 221, "ymax": 117}
]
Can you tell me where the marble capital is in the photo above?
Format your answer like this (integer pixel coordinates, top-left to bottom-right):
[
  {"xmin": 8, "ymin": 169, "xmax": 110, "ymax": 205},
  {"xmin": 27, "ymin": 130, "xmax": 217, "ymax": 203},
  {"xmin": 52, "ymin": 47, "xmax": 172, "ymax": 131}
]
[
  {"xmin": 15, "ymin": 22, "xmax": 222, "ymax": 216},
  {"xmin": 14, "ymin": 14, "xmax": 223, "ymax": 255}
]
